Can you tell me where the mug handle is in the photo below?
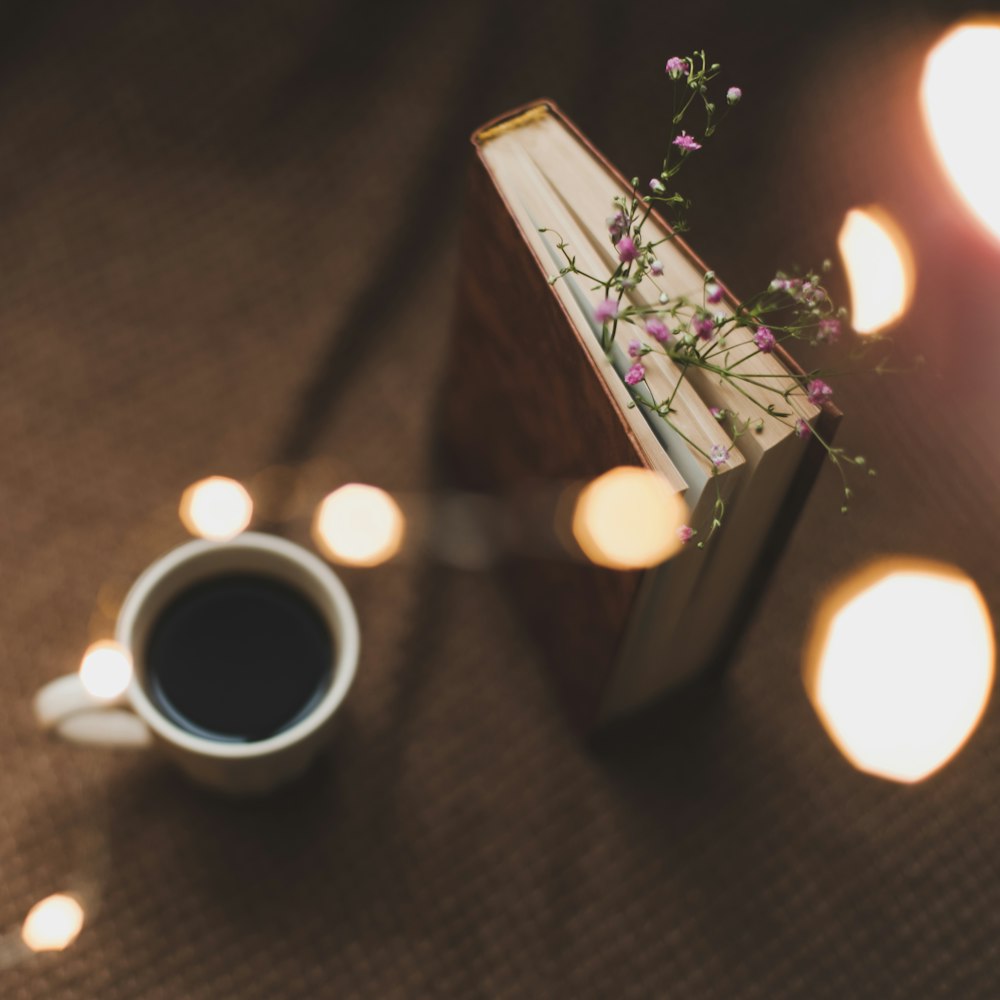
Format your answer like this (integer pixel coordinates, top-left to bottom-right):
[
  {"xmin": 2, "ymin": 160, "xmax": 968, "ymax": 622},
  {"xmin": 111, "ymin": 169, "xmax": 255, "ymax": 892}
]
[{"xmin": 34, "ymin": 675, "xmax": 152, "ymax": 748}]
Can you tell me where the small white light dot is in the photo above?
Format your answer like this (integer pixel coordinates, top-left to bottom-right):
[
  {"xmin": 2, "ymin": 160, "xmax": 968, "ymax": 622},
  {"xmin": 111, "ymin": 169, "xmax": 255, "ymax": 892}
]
[
  {"xmin": 21, "ymin": 894, "xmax": 85, "ymax": 952},
  {"xmin": 312, "ymin": 484, "xmax": 405, "ymax": 567},
  {"xmin": 79, "ymin": 640, "xmax": 133, "ymax": 700},
  {"xmin": 179, "ymin": 476, "xmax": 253, "ymax": 541}
]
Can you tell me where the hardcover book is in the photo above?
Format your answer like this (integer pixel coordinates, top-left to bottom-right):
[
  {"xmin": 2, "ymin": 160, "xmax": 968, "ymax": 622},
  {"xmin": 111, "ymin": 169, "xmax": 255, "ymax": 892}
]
[{"xmin": 441, "ymin": 100, "xmax": 840, "ymax": 730}]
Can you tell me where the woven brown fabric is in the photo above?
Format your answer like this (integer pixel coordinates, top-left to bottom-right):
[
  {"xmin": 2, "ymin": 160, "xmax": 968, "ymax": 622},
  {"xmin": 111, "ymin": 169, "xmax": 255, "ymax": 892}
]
[{"xmin": 2, "ymin": 1, "xmax": 1000, "ymax": 996}]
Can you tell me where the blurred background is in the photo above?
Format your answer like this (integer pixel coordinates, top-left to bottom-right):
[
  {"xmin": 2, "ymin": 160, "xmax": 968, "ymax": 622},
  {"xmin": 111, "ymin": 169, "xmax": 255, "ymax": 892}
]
[{"xmin": 2, "ymin": 0, "xmax": 999, "ymax": 996}]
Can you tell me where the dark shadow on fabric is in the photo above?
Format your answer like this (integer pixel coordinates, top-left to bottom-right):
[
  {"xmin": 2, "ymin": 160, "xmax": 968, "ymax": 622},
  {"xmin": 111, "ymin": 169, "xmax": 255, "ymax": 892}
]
[{"xmin": 266, "ymin": 2, "xmax": 518, "ymax": 478}]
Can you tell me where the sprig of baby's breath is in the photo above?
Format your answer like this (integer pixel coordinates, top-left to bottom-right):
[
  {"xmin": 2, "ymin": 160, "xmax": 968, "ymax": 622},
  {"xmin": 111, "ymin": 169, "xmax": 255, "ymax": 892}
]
[{"xmin": 545, "ymin": 51, "xmax": 893, "ymax": 545}]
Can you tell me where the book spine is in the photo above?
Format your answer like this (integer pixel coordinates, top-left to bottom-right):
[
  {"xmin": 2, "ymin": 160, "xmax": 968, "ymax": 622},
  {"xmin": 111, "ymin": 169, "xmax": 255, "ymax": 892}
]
[{"xmin": 439, "ymin": 150, "xmax": 647, "ymax": 730}]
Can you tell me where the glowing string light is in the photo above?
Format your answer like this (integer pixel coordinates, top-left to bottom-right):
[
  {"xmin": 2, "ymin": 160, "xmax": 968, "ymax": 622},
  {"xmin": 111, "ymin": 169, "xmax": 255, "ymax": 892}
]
[
  {"xmin": 572, "ymin": 467, "xmax": 688, "ymax": 570},
  {"xmin": 179, "ymin": 476, "xmax": 253, "ymax": 541},
  {"xmin": 805, "ymin": 558, "xmax": 994, "ymax": 783},
  {"xmin": 21, "ymin": 894, "xmax": 85, "ymax": 953},
  {"xmin": 921, "ymin": 20, "xmax": 1000, "ymax": 244},
  {"xmin": 79, "ymin": 640, "xmax": 132, "ymax": 700},
  {"xmin": 837, "ymin": 207, "xmax": 914, "ymax": 335},
  {"xmin": 313, "ymin": 484, "xmax": 405, "ymax": 567}
]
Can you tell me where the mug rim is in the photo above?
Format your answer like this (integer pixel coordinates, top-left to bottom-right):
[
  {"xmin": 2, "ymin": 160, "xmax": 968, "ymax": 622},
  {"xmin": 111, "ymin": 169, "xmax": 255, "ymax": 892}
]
[{"xmin": 115, "ymin": 531, "xmax": 360, "ymax": 759}]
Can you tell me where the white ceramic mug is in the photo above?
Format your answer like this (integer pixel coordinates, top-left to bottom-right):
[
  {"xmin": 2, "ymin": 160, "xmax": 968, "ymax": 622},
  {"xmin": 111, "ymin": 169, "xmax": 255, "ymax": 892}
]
[{"xmin": 33, "ymin": 532, "xmax": 360, "ymax": 795}]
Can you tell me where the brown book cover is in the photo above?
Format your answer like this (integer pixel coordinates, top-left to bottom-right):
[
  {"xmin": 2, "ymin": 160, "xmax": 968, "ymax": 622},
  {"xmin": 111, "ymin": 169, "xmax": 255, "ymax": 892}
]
[{"xmin": 440, "ymin": 100, "xmax": 840, "ymax": 731}]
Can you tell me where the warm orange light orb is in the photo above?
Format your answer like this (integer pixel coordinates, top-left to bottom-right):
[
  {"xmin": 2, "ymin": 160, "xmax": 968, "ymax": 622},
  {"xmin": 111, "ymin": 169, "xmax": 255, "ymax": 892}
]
[
  {"xmin": 179, "ymin": 476, "xmax": 253, "ymax": 541},
  {"xmin": 21, "ymin": 894, "xmax": 85, "ymax": 953},
  {"xmin": 312, "ymin": 484, "xmax": 405, "ymax": 567},
  {"xmin": 838, "ymin": 207, "xmax": 914, "ymax": 335},
  {"xmin": 921, "ymin": 20, "xmax": 1000, "ymax": 244},
  {"xmin": 572, "ymin": 467, "xmax": 688, "ymax": 570},
  {"xmin": 79, "ymin": 640, "xmax": 133, "ymax": 700},
  {"xmin": 804, "ymin": 558, "xmax": 995, "ymax": 783}
]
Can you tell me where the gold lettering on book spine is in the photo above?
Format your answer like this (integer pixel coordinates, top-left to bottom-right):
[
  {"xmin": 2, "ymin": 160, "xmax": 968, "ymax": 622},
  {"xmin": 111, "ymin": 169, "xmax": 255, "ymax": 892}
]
[{"xmin": 476, "ymin": 105, "xmax": 550, "ymax": 143}]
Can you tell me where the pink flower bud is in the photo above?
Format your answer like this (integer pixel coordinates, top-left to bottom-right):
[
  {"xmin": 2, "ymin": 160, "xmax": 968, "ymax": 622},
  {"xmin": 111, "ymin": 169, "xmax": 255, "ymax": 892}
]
[
  {"xmin": 616, "ymin": 236, "xmax": 639, "ymax": 262},
  {"xmin": 710, "ymin": 444, "xmax": 730, "ymax": 467},
  {"xmin": 806, "ymin": 379, "xmax": 833, "ymax": 406},
  {"xmin": 645, "ymin": 317, "xmax": 671, "ymax": 342},
  {"xmin": 594, "ymin": 298, "xmax": 618, "ymax": 323},
  {"xmin": 693, "ymin": 315, "xmax": 715, "ymax": 340},
  {"xmin": 817, "ymin": 317, "xmax": 841, "ymax": 343},
  {"xmin": 673, "ymin": 131, "xmax": 702, "ymax": 152},
  {"xmin": 665, "ymin": 57, "xmax": 689, "ymax": 79},
  {"xmin": 753, "ymin": 327, "xmax": 776, "ymax": 353},
  {"xmin": 624, "ymin": 363, "xmax": 645, "ymax": 386}
]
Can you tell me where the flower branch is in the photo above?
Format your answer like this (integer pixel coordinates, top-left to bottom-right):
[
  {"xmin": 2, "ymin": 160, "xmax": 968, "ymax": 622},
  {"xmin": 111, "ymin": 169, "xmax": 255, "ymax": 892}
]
[{"xmin": 543, "ymin": 52, "xmax": 899, "ymax": 543}]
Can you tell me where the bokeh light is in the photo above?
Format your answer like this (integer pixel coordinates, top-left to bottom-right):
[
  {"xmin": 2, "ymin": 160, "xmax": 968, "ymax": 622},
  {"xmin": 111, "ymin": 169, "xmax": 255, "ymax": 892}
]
[
  {"xmin": 179, "ymin": 476, "xmax": 253, "ymax": 541},
  {"xmin": 79, "ymin": 640, "xmax": 133, "ymax": 700},
  {"xmin": 312, "ymin": 484, "xmax": 406, "ymax": 567},
  {"xmin": 571, "ymin": 467, "xmax": 688, "ymax": 570},
  {"xmin": 837, "ymin": 207, "xmax": 914, "ymax": 335},
  {"xmin": 804, "ymin": 558, "xmax": 994, "ymax": 783},
  {"xmin": 921, "ymin": 20, "xmax": 1000, "ymax": 244},
  {"xmin": 21, "ymin": 894, "xmax": 85, "ymax": 953}
]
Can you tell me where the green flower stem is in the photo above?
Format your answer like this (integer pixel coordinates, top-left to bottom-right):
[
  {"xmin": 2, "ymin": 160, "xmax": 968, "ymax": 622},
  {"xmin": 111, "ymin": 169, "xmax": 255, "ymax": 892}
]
[
  {"xmin": 633, "ymin": 390, "xmax": 716, "ymax": 470},
  {"xmin": 539, "ymin": 49, "xmax": 894, "ymax": 537}
]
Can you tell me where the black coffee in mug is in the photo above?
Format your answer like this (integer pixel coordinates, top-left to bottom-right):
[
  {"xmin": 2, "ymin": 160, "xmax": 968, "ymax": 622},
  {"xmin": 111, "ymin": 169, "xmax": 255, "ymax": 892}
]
[{"xmin": 144, "ymin": 573, "xmax": 333, "ymax": 743}]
